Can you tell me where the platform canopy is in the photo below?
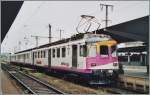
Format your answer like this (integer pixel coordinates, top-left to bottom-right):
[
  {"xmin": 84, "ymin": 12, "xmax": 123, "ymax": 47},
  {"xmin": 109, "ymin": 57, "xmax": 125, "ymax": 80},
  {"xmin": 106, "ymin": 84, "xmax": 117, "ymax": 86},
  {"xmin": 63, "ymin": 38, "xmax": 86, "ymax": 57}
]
[
  {"xmin": 118, "ymin": 46, "xmax": 146, "ymax": 52},
  {"xmin": 1, "ymin": 1, "xmax": 24, "ymax": 42},
  {"xmin": 96, "ymin": 16, "xmax": 149, "ymax": 43}
]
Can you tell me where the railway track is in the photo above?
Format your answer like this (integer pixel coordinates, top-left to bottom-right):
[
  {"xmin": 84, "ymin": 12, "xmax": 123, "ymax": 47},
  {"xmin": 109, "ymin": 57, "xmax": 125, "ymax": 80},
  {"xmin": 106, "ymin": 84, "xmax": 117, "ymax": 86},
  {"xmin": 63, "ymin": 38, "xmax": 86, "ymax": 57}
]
[
  {"xmin": 2, "ymin": 63, "xmax": 148, "ymax": 94},
  {"xmin": 1, "ymin": 63, "xmax": 64, "ymax": 94}
]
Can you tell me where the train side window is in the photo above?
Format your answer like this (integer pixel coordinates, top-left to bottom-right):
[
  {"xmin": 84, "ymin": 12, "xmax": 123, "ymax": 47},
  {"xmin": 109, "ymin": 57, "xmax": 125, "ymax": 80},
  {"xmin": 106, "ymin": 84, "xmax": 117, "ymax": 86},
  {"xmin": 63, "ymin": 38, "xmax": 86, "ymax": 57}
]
[
  {"xmin": 40, "ymin": 51, "xmax": 41, "ymax": 58},
  {"xmin": 62, "ymin": 47, "xmax": 66, "ymax": 57},
  {"xmin": 38, "ymin": 51, "xmax": 40, "ymax": 58},
  {"xmin": 36, "ymin": 52, "xmax": 38, "ymax": 58},
  {"xmin": 57, "ymin": 48, "xmax": 60, "ymax": 58},
  {"xmin": 40, "ymin": 51, "xmax": 42, "ymax": 58},
  {"xmin": 24, "ymin": 54, "xmax": 26, "ymax": 59},
  {"xmin": 28, "ymin": 53, "xmax": 29, "ymax": 58},
  {"xmin": 67, "ymin": 46, "xmax": 70, "ymax": 55},
  {"xmin": 43, "ymin": 51, "xmax": 46, "ymax": 58},
  {"xmin": 26, "ymin": 54, "xmax": 27, "ymax": 59},
  {"xmin": 23, "ymin": 54, "xmax": 27, "ymax": 59},
  {"xmin": 80, "ymin": 45, "xmax": 87, "ymax": 57},
  {"xmin": 53, "ymin": 49, "xmax": 55, "ymax": 58},
  {"xmin": 100, "ymin": 45, "xmax": 109, "ymax": 57},
  {"xmin": 35, "ymin": 52, "xmax": 37, "ymax": 58},
  {"xmin": 36, "ymin": 52, "xmax": 37, "ymax": 58},
  {"xmin": 41, "ymin": 51, "xmax": 43, "ymax": 58},
  {"xmin": 27, "ymin": 54, "xmax": 28, "ymax": 59}
]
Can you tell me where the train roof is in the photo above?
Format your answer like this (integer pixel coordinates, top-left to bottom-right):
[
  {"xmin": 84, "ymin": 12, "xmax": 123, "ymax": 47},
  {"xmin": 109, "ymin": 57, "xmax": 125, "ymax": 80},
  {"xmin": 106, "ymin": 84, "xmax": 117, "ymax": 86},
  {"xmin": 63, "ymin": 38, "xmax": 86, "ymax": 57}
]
[
  {"xmin": 14, "ymin": 32, "xmax": 111, "ymax": 54},
  {"xmin": 15, "ymin": 33, "xmax": 85, "ymax": 54}
]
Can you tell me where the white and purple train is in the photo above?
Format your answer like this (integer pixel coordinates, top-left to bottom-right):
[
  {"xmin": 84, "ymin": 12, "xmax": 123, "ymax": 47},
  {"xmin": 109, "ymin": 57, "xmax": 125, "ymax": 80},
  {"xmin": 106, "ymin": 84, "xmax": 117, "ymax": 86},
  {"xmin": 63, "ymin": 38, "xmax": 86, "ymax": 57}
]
[{"xmin": 10, "ymin": 33, "xmax": 119, "ymax": 83}]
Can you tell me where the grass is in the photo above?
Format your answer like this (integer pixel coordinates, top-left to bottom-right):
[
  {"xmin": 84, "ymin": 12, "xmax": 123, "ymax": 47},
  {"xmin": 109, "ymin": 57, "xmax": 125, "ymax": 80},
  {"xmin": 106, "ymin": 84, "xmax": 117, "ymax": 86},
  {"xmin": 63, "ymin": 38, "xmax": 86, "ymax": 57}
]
[{"xmin": 29, "ymin": 72, "xmax": 106, "ymax": 94}]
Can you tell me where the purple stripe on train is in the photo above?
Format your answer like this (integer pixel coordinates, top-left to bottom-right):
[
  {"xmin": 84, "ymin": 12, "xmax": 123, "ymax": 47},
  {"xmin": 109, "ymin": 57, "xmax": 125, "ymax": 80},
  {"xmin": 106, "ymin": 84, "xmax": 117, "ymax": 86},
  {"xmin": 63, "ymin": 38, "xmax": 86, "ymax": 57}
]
[{"xmin": 86, "ymin": 54, "xmax": 118, "ymax": 69}]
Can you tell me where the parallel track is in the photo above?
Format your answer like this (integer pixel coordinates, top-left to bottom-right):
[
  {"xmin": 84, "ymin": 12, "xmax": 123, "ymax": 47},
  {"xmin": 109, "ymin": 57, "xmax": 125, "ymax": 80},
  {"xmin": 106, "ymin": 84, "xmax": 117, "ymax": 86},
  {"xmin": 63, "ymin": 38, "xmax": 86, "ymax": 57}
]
[
  {"xmin": 2, "ymin": 63, "xmax": 148, "ymax": 94},
  {"xmin": 1, "ymin": 63, "xmax": 64, "ymax": 94}
]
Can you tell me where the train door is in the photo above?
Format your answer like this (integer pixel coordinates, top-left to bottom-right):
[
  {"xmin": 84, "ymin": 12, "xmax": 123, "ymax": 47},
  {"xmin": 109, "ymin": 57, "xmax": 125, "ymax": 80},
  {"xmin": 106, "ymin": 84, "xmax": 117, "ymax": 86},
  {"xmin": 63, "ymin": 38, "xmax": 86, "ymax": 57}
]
[
  {"xmin": 32, "ymin": 52, "xmax": 34, "ymax": 65},
  {"xmin": 72, "ymin": 45, "xmax": 78, "ymax": 68},
  {"xmin": 48, "ymin": 49, "xmax": 51, "ymax": 67},
  {"xmin": 23, "ymin": 54, "xmax": 25, "ymax": 63}
]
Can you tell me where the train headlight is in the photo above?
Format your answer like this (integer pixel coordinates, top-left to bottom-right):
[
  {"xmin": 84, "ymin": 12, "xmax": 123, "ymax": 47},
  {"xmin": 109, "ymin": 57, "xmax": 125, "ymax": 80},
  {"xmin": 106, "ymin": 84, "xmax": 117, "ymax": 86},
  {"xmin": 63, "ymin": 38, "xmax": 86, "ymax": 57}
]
[{"xmin": 108, "ymin": 70, "xmax": 113, "ymax": 73}]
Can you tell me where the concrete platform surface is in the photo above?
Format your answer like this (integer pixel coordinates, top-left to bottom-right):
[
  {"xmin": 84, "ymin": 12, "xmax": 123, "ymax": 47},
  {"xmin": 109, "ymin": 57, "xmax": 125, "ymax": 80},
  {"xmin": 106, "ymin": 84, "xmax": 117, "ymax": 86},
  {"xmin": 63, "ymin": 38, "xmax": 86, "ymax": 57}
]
[
  {"xmin": 123, "ymin": 65, "xmax": 149, "ymax": 79},
  {"xmin": 0, "ymin": 63, "xmax": 23, "ymax": 94}
]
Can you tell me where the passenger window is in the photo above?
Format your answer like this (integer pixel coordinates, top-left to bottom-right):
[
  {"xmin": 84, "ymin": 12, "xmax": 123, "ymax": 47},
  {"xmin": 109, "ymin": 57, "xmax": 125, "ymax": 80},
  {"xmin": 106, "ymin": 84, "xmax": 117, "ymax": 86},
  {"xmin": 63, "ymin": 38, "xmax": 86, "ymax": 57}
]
[
  {"xmin": 41, "ymin": 51, "xmax": 43, "ymax": 58},
  {"xmin": 38, "ymin": 52, "xmax": 40, "ymax": 58},
  {"xmin": 41, "ymin": 51, "xmax": 42, "ymax": 58},
  {"xmin": 43, "ymin": 51, "xmax": 46, "ymax": 58},
  {"xmin": 24, "ymin": 54, "xmax": 26, "ymax": 59},
  {"xmin": 100, "ymin": 45, "xmax": 109, "ymax": 57},
  {"xmin": 62, "ymin": 47, "xmax": 66, "ymax": 57},
  {"xmin": 67, "ymin": 47, "xmax": 70, "ymax": 55},
  {"xmin": 80, "ymin": 45, "xmax": 87, "ymax": 57},
  {"xmin": 35, "ymin": 52, "xmax": 37, "ymax": 58},
  {"xmin": 53, "ymin": 49, "xmax": 55, "ymax": 58},
  {"xmin": 57, "ymin": 48, "xmax": 60, "ymax": 57},
  {"xmin": 28, "ymin": 53, "xmax": 29, "ymax": 58}
]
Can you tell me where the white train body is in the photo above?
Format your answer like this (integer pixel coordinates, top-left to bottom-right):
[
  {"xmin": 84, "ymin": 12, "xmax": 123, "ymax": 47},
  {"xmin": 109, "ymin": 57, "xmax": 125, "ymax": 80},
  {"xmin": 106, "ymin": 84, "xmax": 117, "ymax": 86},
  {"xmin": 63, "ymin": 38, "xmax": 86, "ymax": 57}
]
[{"xmin": 11, "ymin": 33, "xmax": 119, "ymax": 75}]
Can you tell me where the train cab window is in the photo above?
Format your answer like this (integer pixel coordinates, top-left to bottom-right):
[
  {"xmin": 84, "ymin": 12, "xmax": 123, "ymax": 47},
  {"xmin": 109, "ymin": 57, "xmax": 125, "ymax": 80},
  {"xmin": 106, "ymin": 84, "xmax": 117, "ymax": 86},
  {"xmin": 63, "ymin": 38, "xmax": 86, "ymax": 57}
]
[
  {"xmin": 111, "ymin": 45, "xmax": 117, "ymax": 57},
  {"xmin": 89, "ymin": 45, "xmax": 96, "ymax": 57},
  {"xmin": 62, "ymin": 47, "xmax": 66, "ymax": 57},
  {"xmin": 100, "ymin": 45, "xmax": 109, "ymax": 57},
  {"xmin": 80, "ymin": 45, "xmax": 87, "ymax": 57},
  {"xmin": 53, "ymin": 49, "xmax": 55, "ymax": 58},
  {"xmin": 57, "ymin": 48, "xmax": 60, "ymax": 58}
]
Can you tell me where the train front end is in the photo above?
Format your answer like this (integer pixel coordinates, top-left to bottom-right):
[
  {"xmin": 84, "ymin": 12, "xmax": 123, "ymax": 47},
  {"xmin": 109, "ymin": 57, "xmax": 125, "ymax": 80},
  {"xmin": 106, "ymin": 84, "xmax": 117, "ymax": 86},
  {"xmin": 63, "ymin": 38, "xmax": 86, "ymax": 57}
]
[{"xmin": 85, "ymin": 34, "xmax": 119, "ymax": 84}]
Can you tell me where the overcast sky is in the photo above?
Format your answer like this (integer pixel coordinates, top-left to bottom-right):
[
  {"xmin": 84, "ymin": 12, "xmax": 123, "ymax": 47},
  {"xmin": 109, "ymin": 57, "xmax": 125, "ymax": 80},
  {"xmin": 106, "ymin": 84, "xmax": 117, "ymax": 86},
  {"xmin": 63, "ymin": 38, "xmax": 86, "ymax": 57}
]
[{"xmin": 1, "ymin": 1, "xmax": 149, "ymax": 53}]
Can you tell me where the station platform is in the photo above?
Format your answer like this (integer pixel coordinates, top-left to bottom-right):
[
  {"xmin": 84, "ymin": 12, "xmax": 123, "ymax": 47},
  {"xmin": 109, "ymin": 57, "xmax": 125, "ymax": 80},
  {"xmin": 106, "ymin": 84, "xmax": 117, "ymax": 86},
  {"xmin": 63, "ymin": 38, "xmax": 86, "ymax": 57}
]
[
  {"xmin": 123, "ymin": 65, "xmax": 149, "ymax": 79},
  {"xmin": 0, "ymin": 62, "xmax": 23, "ymax": 94},
  {"xmin": 118, "ymin": 65, "xmax": 149, "ymax": 93}
]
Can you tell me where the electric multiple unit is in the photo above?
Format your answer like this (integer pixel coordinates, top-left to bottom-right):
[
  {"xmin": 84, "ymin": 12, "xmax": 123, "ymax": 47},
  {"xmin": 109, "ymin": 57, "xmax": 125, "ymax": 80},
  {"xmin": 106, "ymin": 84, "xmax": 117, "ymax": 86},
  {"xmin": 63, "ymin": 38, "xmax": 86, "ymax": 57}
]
[{"xmin": 11, "ymin": 33, "xmax": 119, "ymax": 83}]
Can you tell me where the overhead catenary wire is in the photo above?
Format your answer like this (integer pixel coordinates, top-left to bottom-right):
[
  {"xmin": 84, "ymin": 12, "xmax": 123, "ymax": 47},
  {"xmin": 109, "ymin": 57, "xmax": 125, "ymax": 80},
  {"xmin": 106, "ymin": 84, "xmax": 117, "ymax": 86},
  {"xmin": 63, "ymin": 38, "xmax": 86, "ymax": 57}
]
[{"xmin": 12, "ymin": 2, "xmax": 46, "ymax": 51}]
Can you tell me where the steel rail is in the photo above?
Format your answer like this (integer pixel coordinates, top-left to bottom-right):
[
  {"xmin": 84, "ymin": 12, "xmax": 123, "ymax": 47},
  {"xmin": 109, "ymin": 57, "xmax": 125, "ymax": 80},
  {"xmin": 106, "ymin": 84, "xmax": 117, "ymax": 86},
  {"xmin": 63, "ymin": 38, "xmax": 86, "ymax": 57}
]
[{"xmin": 1, "ymin": 64, "xmax": 64, "ymax": 94}]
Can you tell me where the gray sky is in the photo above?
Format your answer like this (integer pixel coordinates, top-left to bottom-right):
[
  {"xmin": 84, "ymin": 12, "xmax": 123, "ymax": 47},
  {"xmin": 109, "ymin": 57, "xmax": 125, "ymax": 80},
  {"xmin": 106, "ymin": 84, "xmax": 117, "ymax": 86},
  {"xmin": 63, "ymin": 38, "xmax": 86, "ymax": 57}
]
[{"xmin": 1, "ymin": 1, "xmax": 149, "ymax": 53}]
